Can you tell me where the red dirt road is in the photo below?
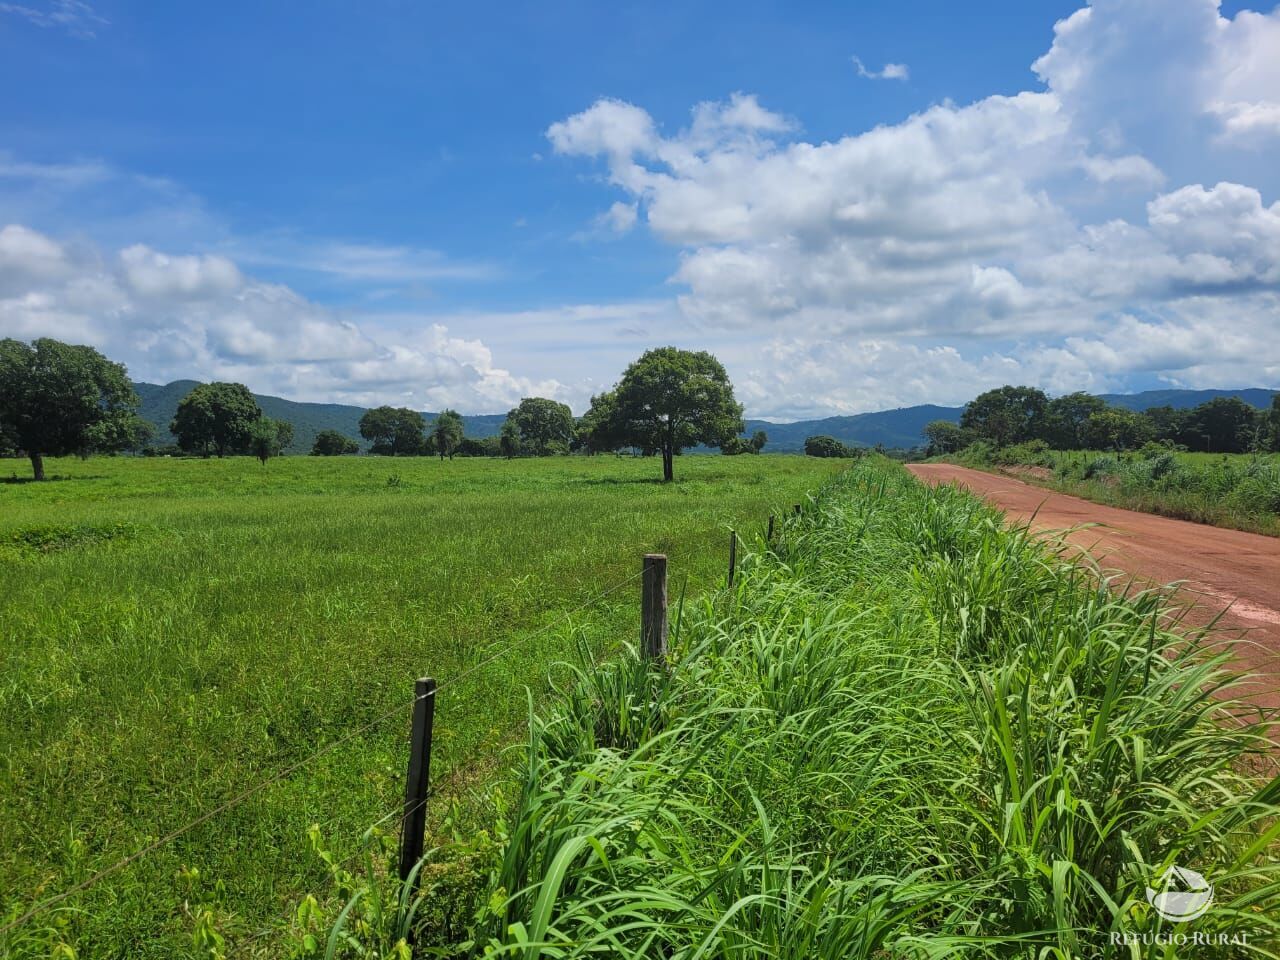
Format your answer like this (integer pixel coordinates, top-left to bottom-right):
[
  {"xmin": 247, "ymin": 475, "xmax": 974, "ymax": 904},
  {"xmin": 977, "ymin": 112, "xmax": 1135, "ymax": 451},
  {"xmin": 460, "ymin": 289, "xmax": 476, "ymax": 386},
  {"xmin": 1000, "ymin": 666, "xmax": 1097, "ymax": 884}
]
[{"xmin": 907, "ymin": 464, "xmax": 1280, "ymax": 709}]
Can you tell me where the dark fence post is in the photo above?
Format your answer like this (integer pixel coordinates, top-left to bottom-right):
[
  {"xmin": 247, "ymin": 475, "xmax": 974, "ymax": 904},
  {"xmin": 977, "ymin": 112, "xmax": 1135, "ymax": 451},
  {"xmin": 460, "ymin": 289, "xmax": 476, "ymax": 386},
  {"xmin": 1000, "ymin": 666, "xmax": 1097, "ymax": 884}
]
[
  {"xmin": 399, "ymin": 676, "xmax": 437, "ymax": 887},
  {"xmin": 727, "ymin": 530, "xmax": 737, "ymax": 587},
  {"xmin": 641, "ymin": 554, "xmax": 668, "ymax": 663},
  {"xmin": 766, "ymin": 515, "xmax": 775, "ymax": 543},
  {"xmin": 793, "ymin": 503, "xmax": 802, "ymax": 517}
]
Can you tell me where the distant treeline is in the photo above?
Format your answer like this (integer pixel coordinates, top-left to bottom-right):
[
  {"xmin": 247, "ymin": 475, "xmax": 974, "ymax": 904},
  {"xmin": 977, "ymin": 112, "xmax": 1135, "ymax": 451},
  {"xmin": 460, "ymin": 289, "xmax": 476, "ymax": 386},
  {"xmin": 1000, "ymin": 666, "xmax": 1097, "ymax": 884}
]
[
  {"xmin": 924, "ymin": 386, "xmax": 1280, "ymax": 456},
  {"xmin": 1, "ymin": 338, "xmax": 806, "ymax": 482},
  {"xmin": 10, "ymin": 335, "xmax": 1272, "ymax": 485}
]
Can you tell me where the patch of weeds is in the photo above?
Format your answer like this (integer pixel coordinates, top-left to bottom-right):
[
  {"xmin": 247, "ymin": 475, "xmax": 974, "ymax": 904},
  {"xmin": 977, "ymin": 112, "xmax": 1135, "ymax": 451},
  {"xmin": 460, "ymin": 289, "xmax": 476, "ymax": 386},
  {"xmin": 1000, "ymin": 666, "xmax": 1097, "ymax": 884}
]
[{"xmin": 5, "ymin": 521, "xmax": 139, "ymax": 553}]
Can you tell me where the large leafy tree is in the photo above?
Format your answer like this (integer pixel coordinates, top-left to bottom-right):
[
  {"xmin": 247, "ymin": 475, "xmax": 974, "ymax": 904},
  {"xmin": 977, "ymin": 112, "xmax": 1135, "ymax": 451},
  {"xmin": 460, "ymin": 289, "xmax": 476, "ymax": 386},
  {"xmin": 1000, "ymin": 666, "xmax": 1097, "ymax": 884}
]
[
  {"xmin": 575, "ymin": 391, "xmax": 625, "ymax": 455},
  {"xmin": 1143, "ymin": 405, "xmax": 1188, "ymax": 445},
  {"xmin": 498, "ymin": 420, "xmax": 521, "ymax": 459},
  {"xmin": 358, "ymin": 406, "xmax": 425, "ymax": 456},
  {"xmin": 506, "ymin": 397, "xmax": 574, "ymax": 455},
  {"xmin": 0, "ymin": 337, "xmax": 143, "ymax": 480},
  {"xmin": 1042, "ymin": 392, "xmax": 1108, "ymax": 449},
  {"xmin": 608, "ymin": 347, "xmax": 744, "ymax": 481},
  {"xmin": 804, "ymin": 435, "xmax": 852, "ymax": 458},
  {"xmin": 431, "ymin": 409, "xmax": 464, "ymax": 461},
  {"xmin": 311, "ymin": 429, "xmax": 360, "ymax": 456},
  {"xmin": 720, "ymin": 429, "xmax": 768, "ymax": 455},
  {"xmin": 1184, "ymin": 397, "xmax": 1260, "ymax": 453},
  {"xmin": 248, "ymin": 417, "xmax": 293, "ymax": 464},
  {"xmin": 171, "ymin": 382, "xmax": 262, "ymax": 457},
  {"xmin": 1082, "ymin": 408, "xmax": 1153, "ymax": 451},
  {"xmin": 922, "ymin": 419, "xmax": 967, "ymax": 455},
  {"xmin": 960, "ymin": 385, "xmax": 1049, "ymax": 447}
]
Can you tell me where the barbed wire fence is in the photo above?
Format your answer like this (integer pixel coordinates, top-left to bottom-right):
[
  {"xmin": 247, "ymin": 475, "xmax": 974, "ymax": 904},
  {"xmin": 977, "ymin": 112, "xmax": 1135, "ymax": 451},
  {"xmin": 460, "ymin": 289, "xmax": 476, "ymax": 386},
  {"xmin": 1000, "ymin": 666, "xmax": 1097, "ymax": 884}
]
[{"xmin": 0, "ymin": 506, "xmax": 800, "ymax": 945}]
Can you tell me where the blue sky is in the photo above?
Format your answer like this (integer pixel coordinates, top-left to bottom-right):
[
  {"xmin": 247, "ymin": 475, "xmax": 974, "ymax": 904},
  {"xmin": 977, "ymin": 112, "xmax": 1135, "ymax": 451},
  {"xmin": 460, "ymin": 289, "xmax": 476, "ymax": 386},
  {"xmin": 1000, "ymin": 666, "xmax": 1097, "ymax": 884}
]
[{"xmin": 1, "ymin": 0, "xmax": 1277, "ymax": 417}]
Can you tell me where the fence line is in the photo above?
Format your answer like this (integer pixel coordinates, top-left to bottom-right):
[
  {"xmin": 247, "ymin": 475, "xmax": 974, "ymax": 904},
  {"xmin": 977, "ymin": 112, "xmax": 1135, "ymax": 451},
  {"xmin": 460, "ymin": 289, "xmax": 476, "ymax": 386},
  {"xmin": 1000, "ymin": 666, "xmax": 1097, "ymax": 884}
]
[
  {"xmin": 0, "ymin": 567, "xmax": 651, "ymax": 938},
  {"xmin": 5, "ymin": 524, "xmax": 763, "ymax": 943},
  {"xmin": 0, "ymin": 689, "xmax": 429, "ymax": 937}
]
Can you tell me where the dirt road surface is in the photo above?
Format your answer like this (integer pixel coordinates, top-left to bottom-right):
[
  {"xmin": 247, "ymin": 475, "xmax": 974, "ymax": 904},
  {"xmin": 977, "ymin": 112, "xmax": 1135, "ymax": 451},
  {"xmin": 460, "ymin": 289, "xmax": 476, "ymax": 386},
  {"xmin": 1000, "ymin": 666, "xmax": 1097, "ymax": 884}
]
[{"xmin": 907, "ymin": 463, "xmax": 1280, "ymax": 710}]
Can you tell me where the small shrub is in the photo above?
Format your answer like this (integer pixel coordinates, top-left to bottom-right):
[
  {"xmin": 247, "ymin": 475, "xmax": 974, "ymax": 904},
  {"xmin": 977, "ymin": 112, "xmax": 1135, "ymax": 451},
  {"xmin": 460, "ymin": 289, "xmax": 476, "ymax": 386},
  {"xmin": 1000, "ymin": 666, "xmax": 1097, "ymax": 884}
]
[{"xmin": 1082, "ymin": 455, "xmax": 1118, "ymax": 480}]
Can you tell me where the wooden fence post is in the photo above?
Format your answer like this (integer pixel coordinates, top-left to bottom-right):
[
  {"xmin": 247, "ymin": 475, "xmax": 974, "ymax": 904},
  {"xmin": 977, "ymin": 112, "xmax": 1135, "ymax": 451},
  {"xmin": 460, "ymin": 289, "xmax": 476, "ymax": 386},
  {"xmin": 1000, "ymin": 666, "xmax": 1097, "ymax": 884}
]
[
  {"xmin": 766, "ymin": 515, "xmax": 775, "ymax": 543},
  {"xmin": 641, "ymin": 554, "xmax": 668, "ymax": 663},
  {"xmin": 399, "ymin": 676, "xmax": 437, "ymax": 886},
  {"xmin": 727, "ymin": 530, "xmax": 737, "ymax": 587}
]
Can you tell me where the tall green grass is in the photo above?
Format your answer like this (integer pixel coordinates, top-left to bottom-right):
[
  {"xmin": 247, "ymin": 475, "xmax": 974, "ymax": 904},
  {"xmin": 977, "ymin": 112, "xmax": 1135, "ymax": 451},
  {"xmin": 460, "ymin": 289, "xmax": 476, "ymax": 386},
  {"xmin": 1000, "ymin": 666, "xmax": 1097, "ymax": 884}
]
[
  {"xmin": 955, "ymin": 442, "xmax": 1280, "ymax": 536},
  {"xmin": 391, "ymin": 458, "xmax": 1280, "ymax": 957},
  {"xmin": 0, "ymin": 454, "xmax": 842, "ymax": 959}
]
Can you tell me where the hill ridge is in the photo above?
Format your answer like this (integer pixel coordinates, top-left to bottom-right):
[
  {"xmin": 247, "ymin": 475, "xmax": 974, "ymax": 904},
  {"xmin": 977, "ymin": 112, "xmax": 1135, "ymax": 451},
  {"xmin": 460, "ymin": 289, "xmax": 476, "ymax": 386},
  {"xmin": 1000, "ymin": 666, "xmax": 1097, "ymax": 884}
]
[{"xmin": 133, "ymin": 382, "xmax": 1276, "ymax": 454}]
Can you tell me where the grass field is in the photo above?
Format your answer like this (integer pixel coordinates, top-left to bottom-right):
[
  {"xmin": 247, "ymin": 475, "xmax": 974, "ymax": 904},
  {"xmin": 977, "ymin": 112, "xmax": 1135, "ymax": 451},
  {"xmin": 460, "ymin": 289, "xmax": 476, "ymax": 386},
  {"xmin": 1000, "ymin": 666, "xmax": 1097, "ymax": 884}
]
[
  {"xmin": 0, "ymin": 453, "xmax": 843, "ymax": 958},
  {"xmin": 949, "ymin": 443, "xmax": 1280, "ymax": 536},
  {"xmin": 397, "ymin": 457, "xmax": 1280, "ymax": 957}
]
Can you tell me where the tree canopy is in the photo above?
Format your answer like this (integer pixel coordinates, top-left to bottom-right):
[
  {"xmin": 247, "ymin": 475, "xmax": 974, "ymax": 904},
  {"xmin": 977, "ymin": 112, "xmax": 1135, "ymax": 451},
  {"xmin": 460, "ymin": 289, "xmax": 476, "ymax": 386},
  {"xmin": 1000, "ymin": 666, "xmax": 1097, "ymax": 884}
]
[
  {"xmin": 0, "ymin": 337, "xmax": 143, "ymax": 480},
  {"xmin": 358, "ymin": 406, "xmax": 425, "ymax": 456},
  {"xmin": 1184, "ymin": 397, "xmax": 1258, "ymax": 453},
  {"xmin": 431, "ymin": 409, "xmax": 464, "ymax": 460},
  {"xmin": 248, "ymin": 417, "xmax": 293, "ymax": 464},
  {"xmin": 960, "ymin": 386, "xmax": 1049, "ymax": 447},
  {"xmin": 804, "ymin": 435, "xmax": 853, "ymax": 458},
  {"xmin": 499, "ymin": 420, "xmax": 521, "ymax": 459},
  {"xmin": 576, "ymin": 391, "xmax": 625, "ymax": 455},
  {"xmin": 923, "ymin": 420, "xmax": 967, "ymax": 456},
  {"xmin": 935, "ymin": 387, "xmax": 1276, "ymax": 455},
  {"xmin": 171, "ymin": 382, "xmax": 262, "ymax": 457},
  {"xmin": 1041, "ymin": 392, "xmax": 1109, "ymax": 450},
  {"xmin": 506, "ymin": 397, "xmax": 574, "ymax": 455},
  {"xmin": 721, "ymin": 429, "xmax": 767, "ymax": 455},
  {"xmin": 602, "ymin": 347, "xmax": 744, "ymax": 481},
  {"xmin": 1081, "ymin": 408, "xmax": 1153, "ymax": 450},
  {"xmin": 1268, "ymin": 395, "xmax": 1280, "ymax": 452},
  {"xmin": 311, "ymin": 429, "xmax": 360, "ymax": 456}
]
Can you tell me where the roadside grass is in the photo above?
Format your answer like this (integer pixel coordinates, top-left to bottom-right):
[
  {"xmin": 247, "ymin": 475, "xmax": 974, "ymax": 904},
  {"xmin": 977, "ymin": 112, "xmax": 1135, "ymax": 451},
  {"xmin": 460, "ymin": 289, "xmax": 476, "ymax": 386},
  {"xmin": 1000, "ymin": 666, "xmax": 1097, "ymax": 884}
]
[
  {"xmin": 372, "ymin": 457, "xmax": 1280, "ymax": 957},
  {"xmin": 949, "ymin": 443, "xmax": 1280, "ymax": 536},
  {"xmin": 0, "ymin": 453, "xmax": 842, "ymax": 959}
]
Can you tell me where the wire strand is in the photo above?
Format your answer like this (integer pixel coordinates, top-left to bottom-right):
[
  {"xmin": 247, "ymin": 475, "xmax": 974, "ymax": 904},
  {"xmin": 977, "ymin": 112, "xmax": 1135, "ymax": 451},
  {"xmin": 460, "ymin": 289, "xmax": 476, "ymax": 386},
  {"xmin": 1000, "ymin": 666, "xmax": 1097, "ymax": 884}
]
[
  {"xmin": 435, "ymin": 569, "xmax": 644, "ymax": 695},
  {"xmin": 0, "ymin": 688, "xmax": 427, "ymax": 936}
]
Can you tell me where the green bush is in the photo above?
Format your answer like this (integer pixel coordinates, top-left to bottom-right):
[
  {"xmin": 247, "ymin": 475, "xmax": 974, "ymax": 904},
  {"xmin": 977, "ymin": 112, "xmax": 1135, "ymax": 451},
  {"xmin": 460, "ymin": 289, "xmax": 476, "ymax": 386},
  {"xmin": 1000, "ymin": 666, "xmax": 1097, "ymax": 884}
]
[{"xmin": 991, "ymin": 438, "xmax": 1052, "ymax": 467}]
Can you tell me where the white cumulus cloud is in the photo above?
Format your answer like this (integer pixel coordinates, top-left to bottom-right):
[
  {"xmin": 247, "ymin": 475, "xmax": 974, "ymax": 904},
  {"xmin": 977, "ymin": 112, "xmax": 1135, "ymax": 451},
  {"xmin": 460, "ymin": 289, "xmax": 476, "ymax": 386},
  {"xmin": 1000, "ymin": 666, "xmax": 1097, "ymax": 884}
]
[
  {"xmin": 546, "ymin": 0, "xmax": 1280, "ymax": 414},
  {"xmin": 0, "ymin": 224, "xmax": 566, "ymax": 412}
]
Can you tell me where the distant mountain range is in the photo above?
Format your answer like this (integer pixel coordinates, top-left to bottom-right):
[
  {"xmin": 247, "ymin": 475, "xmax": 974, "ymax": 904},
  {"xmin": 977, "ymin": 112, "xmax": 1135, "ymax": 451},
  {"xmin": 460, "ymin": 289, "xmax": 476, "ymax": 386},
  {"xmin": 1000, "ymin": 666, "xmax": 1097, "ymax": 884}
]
[
  {"xmin": 133, "ymin": 382, "xmax": 1277, "ymax": 455},
  {"xmin": 1096, "ymin": 388, "xmax": 1277, "ymax": 413}
]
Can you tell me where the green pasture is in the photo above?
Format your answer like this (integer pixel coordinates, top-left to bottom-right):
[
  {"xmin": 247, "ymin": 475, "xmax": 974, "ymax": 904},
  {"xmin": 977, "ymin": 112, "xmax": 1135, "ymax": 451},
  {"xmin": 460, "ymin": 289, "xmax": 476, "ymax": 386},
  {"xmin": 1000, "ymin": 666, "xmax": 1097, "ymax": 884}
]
[{"xmin": 0, "ymin": 453, "xmax": 841, "ymax": 958}]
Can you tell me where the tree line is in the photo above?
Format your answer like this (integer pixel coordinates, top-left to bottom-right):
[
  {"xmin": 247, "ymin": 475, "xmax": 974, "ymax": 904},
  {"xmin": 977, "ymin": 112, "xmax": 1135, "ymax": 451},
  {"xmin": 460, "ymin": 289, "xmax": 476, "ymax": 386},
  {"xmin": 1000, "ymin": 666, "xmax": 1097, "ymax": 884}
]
[
  {"xmin": 924, "ymin": 385, "xmax": 1280, "ymax": 456},
  {"xmin": 0, "ymin": 339, "xmax": 785, "ymax": 481},
  {"xmin": 350, "ymin": 349, "xmax": 772, "ymax": 479}
]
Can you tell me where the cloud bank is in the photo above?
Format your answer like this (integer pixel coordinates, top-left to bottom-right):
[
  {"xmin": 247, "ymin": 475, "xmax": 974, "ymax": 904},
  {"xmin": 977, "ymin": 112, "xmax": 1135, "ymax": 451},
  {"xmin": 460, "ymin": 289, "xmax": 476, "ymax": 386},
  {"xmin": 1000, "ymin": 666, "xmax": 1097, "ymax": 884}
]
[
  {"xmin": 2, "ymin": 0, "xmax": 1278, "ymax": 418},
  {"xmin": 548, "ymin": 0, "xmax": 1280, "ymax": 414},
  {"xmin": 0, "ymin": 224, "xmax": 563, "ymax": 411}
]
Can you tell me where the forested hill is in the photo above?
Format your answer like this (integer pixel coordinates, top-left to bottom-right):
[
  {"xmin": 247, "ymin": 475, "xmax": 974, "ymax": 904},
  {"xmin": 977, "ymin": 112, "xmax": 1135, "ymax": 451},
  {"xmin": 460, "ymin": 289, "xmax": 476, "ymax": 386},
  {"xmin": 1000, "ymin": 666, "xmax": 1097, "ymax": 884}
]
[
  {"xmin": 133, "ymin": 381, "xmax": 1276, "ymax": 454},
  {"xmin": 742, "ymin": 405, "xmax": 966, "ymax": 452}
]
